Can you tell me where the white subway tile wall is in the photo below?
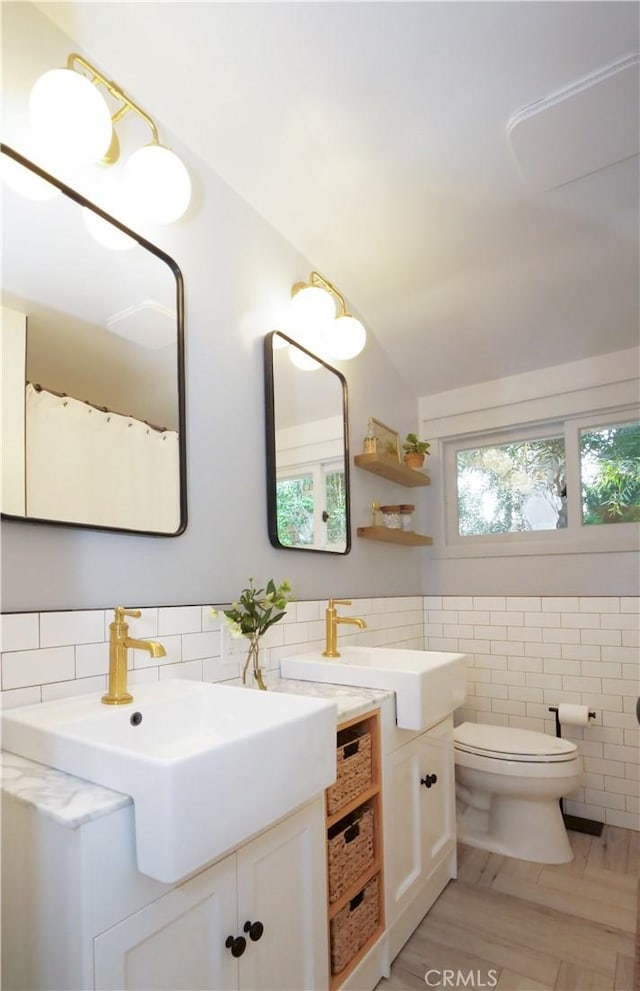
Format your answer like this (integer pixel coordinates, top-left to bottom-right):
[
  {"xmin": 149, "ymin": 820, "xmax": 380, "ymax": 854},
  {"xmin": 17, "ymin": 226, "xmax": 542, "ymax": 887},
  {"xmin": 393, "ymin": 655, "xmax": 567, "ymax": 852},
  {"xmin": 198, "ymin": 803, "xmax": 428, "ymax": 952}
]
[
  {"xmin": 1, "ymin": 596, "xmax": 637, "ymax": 831},
  {"xmin": 425, "ymin": 596, "xmax": 640, "ymax": 831},
  {"xmin": 0, "ymin": 597, "xmax": 423, "ymax": 702}
]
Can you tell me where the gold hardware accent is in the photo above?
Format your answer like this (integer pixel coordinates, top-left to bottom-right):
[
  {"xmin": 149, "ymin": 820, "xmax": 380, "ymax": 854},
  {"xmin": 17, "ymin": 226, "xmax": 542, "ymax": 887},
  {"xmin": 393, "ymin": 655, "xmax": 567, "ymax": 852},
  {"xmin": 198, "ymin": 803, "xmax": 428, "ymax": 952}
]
[
  {"xmin": 102, "ymin": 606, "xmax": 166, "ymax": 705},
  {"xmin": 291, "ymin": 271, "xmax": 348, "ymax": 317},
  {"xmin": 322, "ymin": 599, "xmax": 366, "ymax": 658},
  {"xmin": 67, "ymin": 53, "xmax": 161, "ymax": 164}
]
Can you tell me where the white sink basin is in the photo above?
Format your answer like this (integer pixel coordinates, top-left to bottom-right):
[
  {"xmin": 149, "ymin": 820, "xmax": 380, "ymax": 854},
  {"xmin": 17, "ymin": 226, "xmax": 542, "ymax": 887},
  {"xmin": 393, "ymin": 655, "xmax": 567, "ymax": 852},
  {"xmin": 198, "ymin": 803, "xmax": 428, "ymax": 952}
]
[
  {"xmin": 280, "ymin": 646, "xmax": 467, "ymax": 731},
  {"xmin": 1, "ymin": 679, "xmax": 337, "ymax": 883}
]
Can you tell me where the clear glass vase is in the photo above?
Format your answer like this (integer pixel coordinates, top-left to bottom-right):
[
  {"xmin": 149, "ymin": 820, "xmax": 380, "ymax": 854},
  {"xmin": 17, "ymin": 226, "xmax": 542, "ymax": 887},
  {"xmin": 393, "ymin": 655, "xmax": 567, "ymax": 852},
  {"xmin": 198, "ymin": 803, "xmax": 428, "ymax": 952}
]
[{"xmin": 242, "ymin": 636, "xmax": 267, "ymax": 690}]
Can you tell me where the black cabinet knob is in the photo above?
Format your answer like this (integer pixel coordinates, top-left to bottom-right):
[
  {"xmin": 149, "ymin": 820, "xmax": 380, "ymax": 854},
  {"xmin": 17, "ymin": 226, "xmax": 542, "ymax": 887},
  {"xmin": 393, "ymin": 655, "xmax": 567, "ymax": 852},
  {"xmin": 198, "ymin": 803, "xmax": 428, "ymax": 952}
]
[
  {"xmin": 243, "ymin": 920, "xmax": 264, "ymax": 942},
  {"xmin": 225, "ymin": 935, "xmax": 247, "ymax": 957},
  {"xmin": 420, "ymin": 773, "xmax": 438, "ymax": 788}
]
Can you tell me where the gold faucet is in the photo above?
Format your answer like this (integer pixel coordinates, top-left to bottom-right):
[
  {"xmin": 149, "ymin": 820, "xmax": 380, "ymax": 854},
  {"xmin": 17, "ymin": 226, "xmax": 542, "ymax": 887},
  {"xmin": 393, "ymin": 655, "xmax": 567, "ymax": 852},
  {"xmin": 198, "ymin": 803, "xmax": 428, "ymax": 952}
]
[
  {"xmin": 102, "ymin": 607, "xmax": 166, "ymax": 705},
  {"xmin": 322, "ymin": 599, "xmax": 366, "ymax": 658}
]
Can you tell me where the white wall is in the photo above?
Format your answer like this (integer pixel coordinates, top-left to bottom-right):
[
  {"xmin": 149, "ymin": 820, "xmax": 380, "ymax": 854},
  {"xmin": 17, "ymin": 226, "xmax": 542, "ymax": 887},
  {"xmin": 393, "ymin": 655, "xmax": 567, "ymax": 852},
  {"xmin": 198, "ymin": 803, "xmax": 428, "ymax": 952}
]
[
  {"xmin": 418, "ymin": 351, "xmax": 640, "ymax": 596},
  {"xmin": 425, "ymin": 594, "xmax": 639, "ymax": 831},
  {"xmin": 2, "ymin": 4, "xmax": 637, "ymax": 618},
  {"xmin": 0, "ymin": 3, "xmax": 422, "ymax": 613}
]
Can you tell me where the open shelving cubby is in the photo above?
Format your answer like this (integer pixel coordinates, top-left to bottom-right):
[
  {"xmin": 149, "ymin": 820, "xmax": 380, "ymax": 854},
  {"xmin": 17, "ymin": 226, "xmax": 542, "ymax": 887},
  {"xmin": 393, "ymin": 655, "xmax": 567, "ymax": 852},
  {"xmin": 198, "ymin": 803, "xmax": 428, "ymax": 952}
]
[
  {"xmin": 354, "ymin": 452, "xmax": 432, "ymax": 545},
  {"xmin": 325, "ymin": 709, "xmax": 384, "ymax": 990}
]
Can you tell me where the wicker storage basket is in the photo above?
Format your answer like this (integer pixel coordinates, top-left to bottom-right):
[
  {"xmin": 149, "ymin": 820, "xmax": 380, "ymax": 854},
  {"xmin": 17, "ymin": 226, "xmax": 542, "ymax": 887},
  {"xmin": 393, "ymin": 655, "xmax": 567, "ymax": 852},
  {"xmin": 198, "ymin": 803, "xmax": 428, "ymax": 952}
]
[
  {"xmin": 330, "ymin": 875, "xmax": 380, "ymax": 975},
  {"xmin": 327, "ymin": 806, "xmax": 375, "ymax": 904},
  {"xmin": 327, "ymin": 729, "xmax": 372, "ymax": 816}
]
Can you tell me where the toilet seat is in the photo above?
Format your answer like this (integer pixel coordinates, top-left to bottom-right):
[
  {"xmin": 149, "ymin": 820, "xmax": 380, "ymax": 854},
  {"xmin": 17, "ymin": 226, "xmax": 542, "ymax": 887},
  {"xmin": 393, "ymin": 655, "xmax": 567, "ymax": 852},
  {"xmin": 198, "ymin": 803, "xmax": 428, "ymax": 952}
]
[{"xmin": 454, "ymin": 722, "xmax": 578, "ymax": 763}]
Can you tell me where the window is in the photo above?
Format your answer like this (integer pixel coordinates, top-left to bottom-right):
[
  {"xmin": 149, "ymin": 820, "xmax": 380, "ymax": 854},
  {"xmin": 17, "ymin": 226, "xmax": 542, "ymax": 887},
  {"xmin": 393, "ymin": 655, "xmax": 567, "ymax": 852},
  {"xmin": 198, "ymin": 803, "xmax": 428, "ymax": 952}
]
[
  {"xmin": 580, "ymin": 422, "xmax": 640, "ymax": 525},
  {"xmin": 276, "ymin": 461, "xmax": 346, "ymax": 551},
  {"xmin": 456, "ymin": 435, "xmax": 566, "ymax": 536},
  {"xmin": 444, "ymin": 414, "xmax": 639, "ymax": 553}
]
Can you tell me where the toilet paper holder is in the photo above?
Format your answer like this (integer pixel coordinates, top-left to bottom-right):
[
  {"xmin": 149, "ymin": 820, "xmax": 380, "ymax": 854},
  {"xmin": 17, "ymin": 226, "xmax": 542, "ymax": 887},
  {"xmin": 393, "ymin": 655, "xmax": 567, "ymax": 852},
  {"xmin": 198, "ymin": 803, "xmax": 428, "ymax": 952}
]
[
  {"xmin": 547, "ymin": 705, "xmax": 603, "ymax": 837},
  {"xmin": 548, "ymin": 705, "xmax": 596, "ymax": 736}
]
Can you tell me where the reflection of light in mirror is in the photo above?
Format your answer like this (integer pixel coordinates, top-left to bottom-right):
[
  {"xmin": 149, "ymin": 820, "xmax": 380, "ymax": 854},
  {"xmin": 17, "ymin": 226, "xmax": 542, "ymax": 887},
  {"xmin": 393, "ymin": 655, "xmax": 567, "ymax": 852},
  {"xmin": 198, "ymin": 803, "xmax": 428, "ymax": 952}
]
[
  {"xmin": 288, "ymin": 343, "xmax": 321, "ymax": 371},
  {"xmin": 0, "ymin": 152, "xmax": 60, "ymax": 200},
  {"xmin": 29, "ymin": 68, "xmax": 113, "ymax": 168},
  {"xmin": 83, "ymin": 207, "xmax": 137, "ymax": 251}
]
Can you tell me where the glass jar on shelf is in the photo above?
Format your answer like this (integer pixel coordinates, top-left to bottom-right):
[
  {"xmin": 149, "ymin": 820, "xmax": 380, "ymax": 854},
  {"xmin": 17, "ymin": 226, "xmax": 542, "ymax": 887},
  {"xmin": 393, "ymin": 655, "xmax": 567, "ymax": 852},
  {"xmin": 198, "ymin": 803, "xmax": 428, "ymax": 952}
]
[
  {"xmin": 363, "ymin": 417, "xmax": 377, "ymax": 454},
  {"xmin": 380, "ymin": 505, "xmax": 402, "ymax": 529},
  {"xmin": 400, "ymin": 504, "xmax": 415, "ymax": 530}
]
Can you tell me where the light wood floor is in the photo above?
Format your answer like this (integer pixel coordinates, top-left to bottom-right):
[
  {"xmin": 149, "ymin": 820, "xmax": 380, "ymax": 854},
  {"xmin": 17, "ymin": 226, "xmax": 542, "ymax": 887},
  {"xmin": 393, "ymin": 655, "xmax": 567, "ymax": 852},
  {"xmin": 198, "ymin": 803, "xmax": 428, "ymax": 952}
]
[{"xmin": 377, "ymin": 826, "xmax": 639, "ymax": 991}]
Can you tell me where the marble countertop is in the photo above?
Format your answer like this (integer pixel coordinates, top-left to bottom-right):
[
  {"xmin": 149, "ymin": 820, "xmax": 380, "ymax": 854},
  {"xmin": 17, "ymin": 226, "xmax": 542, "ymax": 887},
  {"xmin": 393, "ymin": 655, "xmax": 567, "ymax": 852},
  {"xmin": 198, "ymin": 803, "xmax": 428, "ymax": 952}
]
[
  {"xmin": 266, "ymin": 674, "xmax": 391, "ymax": 722},
  {"xmin": 1, "ymin": 751, "xmax": 132, "ymax": 828},
  {"xmin": 1, "ymin": 678, "xmax": 392, "ymax": 829}
]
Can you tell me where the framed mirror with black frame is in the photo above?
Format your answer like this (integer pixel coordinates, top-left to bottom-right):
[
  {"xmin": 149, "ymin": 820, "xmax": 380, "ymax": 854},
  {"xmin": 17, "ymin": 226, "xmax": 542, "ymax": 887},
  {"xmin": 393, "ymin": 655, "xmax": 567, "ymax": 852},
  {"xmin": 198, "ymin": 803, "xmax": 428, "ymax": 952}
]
[
  {"xmin": 0, "ymin": 143, "xmax": 187, "ymax": 536},
  {"xmin": 264, "ymin": 331, "xmax": 351, "ymax": 554}
]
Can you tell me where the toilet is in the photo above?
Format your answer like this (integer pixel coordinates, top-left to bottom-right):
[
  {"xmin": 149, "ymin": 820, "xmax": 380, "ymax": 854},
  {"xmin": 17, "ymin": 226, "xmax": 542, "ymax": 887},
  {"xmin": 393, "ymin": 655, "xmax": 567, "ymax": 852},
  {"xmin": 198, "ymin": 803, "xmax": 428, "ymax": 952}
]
[{"xmin": 454, "ymin": 722, "xmax": 583, "ymax": 864}]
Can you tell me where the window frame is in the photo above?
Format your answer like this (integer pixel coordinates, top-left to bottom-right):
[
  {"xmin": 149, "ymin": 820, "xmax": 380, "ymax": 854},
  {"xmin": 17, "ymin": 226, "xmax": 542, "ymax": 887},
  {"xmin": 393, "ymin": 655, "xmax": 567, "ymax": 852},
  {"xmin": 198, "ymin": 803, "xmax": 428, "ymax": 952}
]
[
  {"xmin": 275, "ymin": 456, "xmax": 347, "ymax": 552},
  {"xmin": 441, "ymin": 407, "xmax": 639, "ymax": 558}
]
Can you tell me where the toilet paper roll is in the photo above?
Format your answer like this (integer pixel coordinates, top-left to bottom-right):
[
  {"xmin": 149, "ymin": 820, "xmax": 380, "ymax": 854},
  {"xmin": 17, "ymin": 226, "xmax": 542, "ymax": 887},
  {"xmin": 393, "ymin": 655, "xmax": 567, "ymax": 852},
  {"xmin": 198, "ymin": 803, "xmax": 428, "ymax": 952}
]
[{"xmin": 557, "ymin": 703, "xmax": 593, "ymax": 727}]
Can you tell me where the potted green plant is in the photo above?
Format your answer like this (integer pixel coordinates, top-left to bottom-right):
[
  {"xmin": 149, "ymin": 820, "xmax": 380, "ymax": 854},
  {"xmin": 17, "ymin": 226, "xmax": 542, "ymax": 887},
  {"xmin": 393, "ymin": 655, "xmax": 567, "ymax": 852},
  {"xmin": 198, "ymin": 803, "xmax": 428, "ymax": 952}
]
[{"xmin": 402, "ymin": 432, "xmax": 430, "ymax": 469}]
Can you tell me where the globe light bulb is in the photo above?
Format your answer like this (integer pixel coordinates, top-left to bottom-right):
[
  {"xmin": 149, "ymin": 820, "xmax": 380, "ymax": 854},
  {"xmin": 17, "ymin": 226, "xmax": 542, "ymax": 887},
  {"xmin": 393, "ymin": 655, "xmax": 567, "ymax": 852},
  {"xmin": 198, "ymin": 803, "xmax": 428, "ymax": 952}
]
[
  {"xmin": 325, "ymin": 314, "xmax": 367, "ymax": 360},
  {"xmin": 122, "ymin": 144, "xmax": 192, "ymax": 224},
  {"xmin": 29, "ymin": 68, "xmax": 113, "ymax": 168},
  {"xmin": 287, "ymin": 285, "xmax": 336, "ymax": 331}
]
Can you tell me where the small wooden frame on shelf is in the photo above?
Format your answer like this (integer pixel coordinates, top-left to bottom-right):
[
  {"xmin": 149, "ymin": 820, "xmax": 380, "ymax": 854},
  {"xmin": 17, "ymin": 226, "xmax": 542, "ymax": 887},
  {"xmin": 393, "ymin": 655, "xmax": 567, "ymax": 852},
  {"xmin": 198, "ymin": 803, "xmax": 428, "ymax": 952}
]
[
  {"xmin": 357, "ymin": 526, "xmax": 433, "ymax": 546},
  {"xmin": 354, "ymin": 452, "xmax": 430, "ymax": 487},
  {"xmin": 366, "ymin": 418, "xmax": 401, "ymax": 461}
]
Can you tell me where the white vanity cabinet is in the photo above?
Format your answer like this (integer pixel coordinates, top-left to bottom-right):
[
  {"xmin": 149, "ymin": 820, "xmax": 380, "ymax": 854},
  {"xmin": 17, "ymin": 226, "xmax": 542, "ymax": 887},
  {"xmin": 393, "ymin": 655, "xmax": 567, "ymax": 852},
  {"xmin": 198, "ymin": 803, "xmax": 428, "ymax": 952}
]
[
  {"xmin": 94, "ymin": 853, "xmax": 238, "ymax": 991},
  {"xmin": 2, "ymin": 788, "xmax": 328, "ymax": 991},
  {"xmin": 382, "ymin": 710, "xmax": 457, "ymax": 963}
]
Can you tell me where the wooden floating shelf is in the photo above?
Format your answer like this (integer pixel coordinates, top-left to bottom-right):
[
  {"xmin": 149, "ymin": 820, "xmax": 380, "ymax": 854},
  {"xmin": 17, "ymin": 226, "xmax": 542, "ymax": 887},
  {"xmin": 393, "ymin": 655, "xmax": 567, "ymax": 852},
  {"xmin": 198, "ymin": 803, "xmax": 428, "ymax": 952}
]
[
  {"xmin": 357, "ymin": 526, "xmax": 433, "ymax": 546},
  {"xmin": 354, "ymin": 453, "xmax": 431, "ymax": 487}
]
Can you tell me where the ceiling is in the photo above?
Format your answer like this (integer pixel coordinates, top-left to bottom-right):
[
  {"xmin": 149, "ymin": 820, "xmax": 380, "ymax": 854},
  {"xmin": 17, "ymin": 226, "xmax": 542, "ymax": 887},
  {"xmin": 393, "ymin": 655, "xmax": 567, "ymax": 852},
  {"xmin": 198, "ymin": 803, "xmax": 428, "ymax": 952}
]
[{"xmin": 35, "ymin": 1, "xmax": 640, "ymax": 397}]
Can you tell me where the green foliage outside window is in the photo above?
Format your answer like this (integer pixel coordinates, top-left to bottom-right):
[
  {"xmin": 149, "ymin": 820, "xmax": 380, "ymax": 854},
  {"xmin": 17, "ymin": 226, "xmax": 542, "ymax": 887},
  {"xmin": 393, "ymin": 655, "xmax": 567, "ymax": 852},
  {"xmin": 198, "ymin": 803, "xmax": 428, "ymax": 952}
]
[
  {"xmin": 580, "ymin": 423, "xmax": 640, "ymax": 525},
  {"xmin": 276, "ymin": 468, "xmax": 346, "ymax": 548},
  {"xmin": 325, "ymin": 470, "xmax": 347, "ymax": 545},
  {"xmin": 456, "ymin": 437, "xmax": 566, "ymax": 535},
  {"xmin": 276, "ymin": 476, "xmax": 314, "ymax": 546}
]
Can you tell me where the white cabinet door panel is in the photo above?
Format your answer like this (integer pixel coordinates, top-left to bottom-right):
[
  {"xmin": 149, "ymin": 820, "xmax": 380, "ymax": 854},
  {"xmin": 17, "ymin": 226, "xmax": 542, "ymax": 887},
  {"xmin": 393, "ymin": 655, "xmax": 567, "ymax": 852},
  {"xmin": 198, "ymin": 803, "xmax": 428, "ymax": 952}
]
[
  {"xmin": 384, "ymin": 717, "xmax": 455, "ymax": 926},
  {"xmin": 237, "ymin": 802, "xmax": 328, "ymax": 991},
  {"xmin": 386, "ymin": 742, "xmax": 424, "ymax": 910},
  {"xmin": 94, "ymin": 854, "xmax": 238, "ymax": 991}
]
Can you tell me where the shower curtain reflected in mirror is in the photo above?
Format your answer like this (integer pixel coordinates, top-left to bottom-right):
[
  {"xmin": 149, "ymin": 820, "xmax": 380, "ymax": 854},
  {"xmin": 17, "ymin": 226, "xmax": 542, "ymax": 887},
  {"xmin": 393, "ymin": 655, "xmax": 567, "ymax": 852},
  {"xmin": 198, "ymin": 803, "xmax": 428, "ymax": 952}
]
[{"xmin": 26, "ymin": 385, "xmax": 180, "ymax": 533}]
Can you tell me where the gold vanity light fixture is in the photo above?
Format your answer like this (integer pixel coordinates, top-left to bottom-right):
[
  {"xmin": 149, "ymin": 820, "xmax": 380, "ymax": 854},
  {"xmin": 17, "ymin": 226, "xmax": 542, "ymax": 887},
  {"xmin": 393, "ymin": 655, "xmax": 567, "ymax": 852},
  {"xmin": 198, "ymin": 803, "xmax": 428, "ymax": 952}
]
[
  {"xmin": 28, "ymin": 53, "xmax": 191, "ymax": 224},
  {"xmin": 286, "ymin": 271, "xmax": 367, "ymax": 363}
]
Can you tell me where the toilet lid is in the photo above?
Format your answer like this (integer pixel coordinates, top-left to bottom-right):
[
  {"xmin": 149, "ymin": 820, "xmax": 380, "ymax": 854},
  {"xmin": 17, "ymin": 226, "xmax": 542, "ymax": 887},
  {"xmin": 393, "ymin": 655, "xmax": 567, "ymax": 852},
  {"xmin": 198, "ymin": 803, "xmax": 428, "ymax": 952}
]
[{"xmin": 454, "ymin": 722, "xmax": 578, "ymax": 762}]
